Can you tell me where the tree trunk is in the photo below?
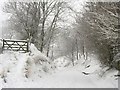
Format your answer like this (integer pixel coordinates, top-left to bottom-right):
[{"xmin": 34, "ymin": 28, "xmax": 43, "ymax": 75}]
[
  {"xmin": 47, "ymin": 42, "xmax": 50, "ymax": 57},
  {"xmin": 40, "ymin": 2, "xmax": 45, "ymax": 52},
  {"xmin": 83, "ymin": 45, "xmax": 85, "ymax": 59},
  {"xmin": 51, "ymin": 45, "xmax": 54, "ymax": 60},
  {"xmin": 85, "ymin": 52, "xmax": 88, "ymax": 60},
  {"xmin": 76, "ymin": 39, "xmax": 79, "ymax": 60},
  {"xmin": 71, "ymin": 47, "xmax": 74, "ymax": 66},
  {"xmin": 71, "ymin": 52, "xmax": 74, "ymax": 66},
  {"xmin": 40, "ymin": 24, "xmax": 45, "ymax": 52}
]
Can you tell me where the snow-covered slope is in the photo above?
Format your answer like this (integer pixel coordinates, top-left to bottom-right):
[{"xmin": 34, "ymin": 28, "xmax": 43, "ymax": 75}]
[
  {"xmin": 0, "ymin": 44, "xmax": 118, "ymax": 88},
  {"xmin": 0, "ymin": 44, "xmax": 53, "ymax": 89}
]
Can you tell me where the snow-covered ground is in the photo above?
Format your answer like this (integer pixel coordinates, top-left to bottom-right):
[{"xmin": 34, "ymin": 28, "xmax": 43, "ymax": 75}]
[{"xmin": 0, "ymin": 44, "xmax": 118, "ymax": 89}]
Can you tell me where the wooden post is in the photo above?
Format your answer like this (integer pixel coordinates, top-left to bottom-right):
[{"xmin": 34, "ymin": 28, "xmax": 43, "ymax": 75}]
[{"xmin": 2, "ymin": 39, "xmax": 4, "ymax": 53}]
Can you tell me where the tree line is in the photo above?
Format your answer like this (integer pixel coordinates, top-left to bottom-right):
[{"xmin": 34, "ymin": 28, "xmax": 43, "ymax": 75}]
[{"xmin": 74, "ymin": 1, "xmax": 120, "ymax": 70}]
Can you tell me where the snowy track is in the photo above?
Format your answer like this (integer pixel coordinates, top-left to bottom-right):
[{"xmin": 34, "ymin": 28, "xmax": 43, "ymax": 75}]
[
  {"xmin": 1, "ymin": 66, "xmax": 118, "ymax": 88},
  {"xmin": 36, "ymin": 67, "xmax": 118, "ymax": 88}
]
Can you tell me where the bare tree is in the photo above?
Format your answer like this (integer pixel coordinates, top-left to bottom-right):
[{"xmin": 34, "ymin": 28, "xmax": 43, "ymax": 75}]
[
  {"xmin": 4, "ymin": 2, "xmax": 41, "ymax": 41},
  {"xmin": 4, "ymin": 0, "xmax": 67, "ymax": 54}
]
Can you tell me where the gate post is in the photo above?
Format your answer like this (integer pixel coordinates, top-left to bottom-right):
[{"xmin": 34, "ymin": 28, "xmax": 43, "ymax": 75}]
[{"xmin": 2, "ymin": 39, "xmax": 4, "ymax": 53}]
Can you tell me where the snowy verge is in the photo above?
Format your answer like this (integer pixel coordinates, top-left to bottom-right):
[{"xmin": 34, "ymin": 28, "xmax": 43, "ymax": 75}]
[{"xmin": 0, "ymin": 44, "xmax": 54, "ymax": 89}]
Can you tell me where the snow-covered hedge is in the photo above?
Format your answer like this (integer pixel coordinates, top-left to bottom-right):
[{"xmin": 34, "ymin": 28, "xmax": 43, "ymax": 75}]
[
  {"xmin": 112, "ymin": 53, "xmax": 120, "ymax": 71},
  {"xmin": 113, "ymin": 53, "xmax": 120, "ymax": 70},
  {"xmin": 22, "ymin": 44, "xmax": 52, "ymax": 78},
  {"xmin": 29, "ymin": 44, "xmax": 50, "ymax": 62},
  {"xmin": 113, "ymin": 53, "xmax": 120, "ymax": 62}
]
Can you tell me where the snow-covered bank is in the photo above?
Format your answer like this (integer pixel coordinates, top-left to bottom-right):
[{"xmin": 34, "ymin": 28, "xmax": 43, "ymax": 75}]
[
  {"xmin": 0, "ymin": 44, "xmax": 118, "ymax": 88},
  {"xmin": 0, "ymin": 44, "xmax": 54, "ymax": 89}
]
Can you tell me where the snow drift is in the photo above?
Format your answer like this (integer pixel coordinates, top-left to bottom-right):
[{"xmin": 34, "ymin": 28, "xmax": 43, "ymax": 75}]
[{"xmin": 0, "ymin": 43, "xmax": 53, "ymax": 89}]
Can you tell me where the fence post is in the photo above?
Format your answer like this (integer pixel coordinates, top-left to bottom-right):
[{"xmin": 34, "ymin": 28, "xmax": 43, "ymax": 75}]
[{"xmin": 2, "ymin": 39, "xmax": 4, "ymax": 53}]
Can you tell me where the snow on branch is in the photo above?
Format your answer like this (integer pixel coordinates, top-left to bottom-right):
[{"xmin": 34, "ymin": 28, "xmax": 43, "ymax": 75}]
[{"xmin": 100, "ymin": 6, "xmax": 119, "ymax": 19}]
